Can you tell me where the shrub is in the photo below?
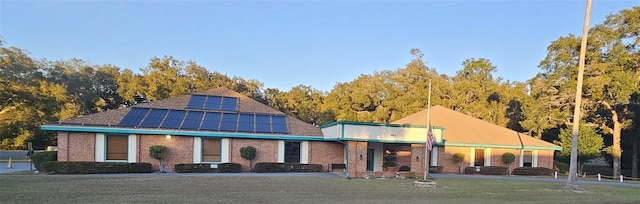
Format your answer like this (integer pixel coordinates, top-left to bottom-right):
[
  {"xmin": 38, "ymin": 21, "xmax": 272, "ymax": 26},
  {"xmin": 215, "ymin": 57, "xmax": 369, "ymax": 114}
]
[
  {"xmin": 479, "ymin": 166, "xmax": 508, "ymax": 175},
  {"xmin": 555, "ymin": 161, "xmax": 569, "ymax": 173},
  {"xmin": 453, "ymin": 153, "xmax": 465, "ymax": 174},
  {"xmin": 240, "ymin": 146, "xmax": 257, "ymax": 171},
  {"xmin": 218, "ymin": 163, "xmax": 242, "ymax": 173},
  {"xmin": 464, "ymin": 167, "xmax": 477, "ymax": 174},
  {"xmin": 513, "ymin": 167, "xmax": 553, "ymax": 176},
  {"xmin": 31, "ymin": 151, "xmax": 57, "ymax": 171},
  {"xmin": 174, "ymin": 163, "xmax": 215, "ymax": 173},
  {"xmin": 429, "ymin": 166, "xmax": 443, "ymax": 173},
  {"xmin": 40, "ymin": 162, "xmax": 152, "ymax": 174},
  {"xmin": 254, "ymin": 162, "xmax": 323, "ymax": 173},
  {"xmin": 149, "ymin": 145, "xmax": 168, "ymax": 172},
  {"xmin": 502, "ymin": 152, "xmax": 515, "ymax": 164}
]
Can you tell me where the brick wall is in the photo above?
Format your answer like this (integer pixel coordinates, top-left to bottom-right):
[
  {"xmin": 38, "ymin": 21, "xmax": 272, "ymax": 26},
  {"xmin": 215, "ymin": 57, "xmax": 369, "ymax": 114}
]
[
  {"xmin": 58, "ymin": 132, "xmax": 95, "ymax": 162},
  {"xmin": 347, "ymin": 141, "xmax": 368, "ymax": 178},
  {"xmin": 537, "ymin": 150, "xmax": 555, "ymax": 169},
  {"xmin": 229, "ymin": 139, "xmax": 278, "ymax": 172},
  {"xmin": 309, "ymin": 141, "xmax": 344, "ymax": 171},
  {"xmin": 138, "ymin": 135, "xmax": 193, "ymax": 172}
]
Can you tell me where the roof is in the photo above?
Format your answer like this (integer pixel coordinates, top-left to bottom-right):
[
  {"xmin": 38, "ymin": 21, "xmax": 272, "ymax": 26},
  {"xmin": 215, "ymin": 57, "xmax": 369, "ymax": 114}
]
[
  {"xmin": 47, "ymin": 88, "xmax": 322, "ymax": 137},
  {"xmin": 391, "ymin": 105, "xmax": 561, "ymax": 150}
]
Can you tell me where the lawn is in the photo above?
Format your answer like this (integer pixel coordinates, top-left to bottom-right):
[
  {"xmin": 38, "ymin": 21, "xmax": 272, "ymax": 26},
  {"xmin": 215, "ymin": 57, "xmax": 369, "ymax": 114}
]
[{"xmin": 1, "ymin": 173, "xmax": 639, "ymax": 204}]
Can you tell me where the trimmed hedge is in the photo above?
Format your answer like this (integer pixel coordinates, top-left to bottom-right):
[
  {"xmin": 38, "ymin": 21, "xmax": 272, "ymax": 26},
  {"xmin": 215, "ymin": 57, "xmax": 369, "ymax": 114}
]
[
  {"xmin": 480, "ymin": 166, "xmax": 508, "ymax": 175},
  {"xmin": 513, "ymin": 167, "xmax": 553, "ymax": 176},
  {"xmin": 429, "ymin": 166, "xmax": 444, "ymax": 173},
  {"xmin": 464, "ymin": 166, "xmax": 508, "ymax": 175},
  {"xmin": 218, "ymin": 163, "xmax": 242, "ymax": 173},
  {"xmin": 31, "ymin": 151, "xmax": 57, "ymax": 171},
  {"xmin": 254, "ymin": 162, "xmax": 323, "ymax": 173},
  {"xmin": 40, "ymin": 161, "xmax": 152, "ymax": 174},
  {"xmin": 175, "ymin": 163, "xmax": 215, "ymax": 173}
]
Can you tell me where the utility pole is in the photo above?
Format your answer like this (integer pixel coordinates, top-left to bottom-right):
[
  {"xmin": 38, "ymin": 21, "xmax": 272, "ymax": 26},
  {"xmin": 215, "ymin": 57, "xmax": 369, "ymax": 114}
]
[{"xmin": 566, "ymin": 0, "xmax": 592, "ymax": 189}]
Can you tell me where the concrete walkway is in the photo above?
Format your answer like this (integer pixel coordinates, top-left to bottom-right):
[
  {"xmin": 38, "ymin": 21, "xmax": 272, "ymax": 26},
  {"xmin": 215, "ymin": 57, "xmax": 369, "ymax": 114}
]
[{"xmin": 431, "ymin": 173, "xmax": 640, "ymax": 188}]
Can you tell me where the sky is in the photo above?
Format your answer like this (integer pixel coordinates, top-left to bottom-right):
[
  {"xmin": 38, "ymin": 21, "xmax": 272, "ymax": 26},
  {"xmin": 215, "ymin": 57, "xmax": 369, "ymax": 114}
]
[{"xmin": 1, "ymin": 1, "xmax": 638, "ymax": 92}]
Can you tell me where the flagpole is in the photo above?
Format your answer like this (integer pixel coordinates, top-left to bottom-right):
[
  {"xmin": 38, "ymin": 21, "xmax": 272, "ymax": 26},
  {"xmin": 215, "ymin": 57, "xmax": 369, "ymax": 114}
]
[{"xmin": 423, "ymin": 80, "xmax": 432, "ymax": 181}]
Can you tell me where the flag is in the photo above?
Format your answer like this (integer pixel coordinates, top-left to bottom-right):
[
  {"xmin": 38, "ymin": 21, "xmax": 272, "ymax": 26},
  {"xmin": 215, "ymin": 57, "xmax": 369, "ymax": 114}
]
[{"xmin": 427, "ymin": 123, "xmax": 434, "ymax": 151}]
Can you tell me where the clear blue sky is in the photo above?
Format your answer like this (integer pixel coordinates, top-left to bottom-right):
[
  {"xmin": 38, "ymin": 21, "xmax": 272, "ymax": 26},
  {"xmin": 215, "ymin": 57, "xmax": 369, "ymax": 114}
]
[{"xmin": 1, "ymin": 1, "xmax": 637, "ymax": 92}]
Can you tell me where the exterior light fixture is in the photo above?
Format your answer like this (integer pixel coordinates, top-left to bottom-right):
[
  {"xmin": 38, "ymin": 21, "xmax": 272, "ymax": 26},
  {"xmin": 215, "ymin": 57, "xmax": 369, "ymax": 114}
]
[
  {"xmin": 416, "ymin": 156, "xmax": 419, "ymax": 162},
  {"xmin": 360, "ymin": 154, "xmax": 363, "ymax": 160},
  {"xmin": 166, "ymin": 135, "xmax": 171, "ymax": 139}
]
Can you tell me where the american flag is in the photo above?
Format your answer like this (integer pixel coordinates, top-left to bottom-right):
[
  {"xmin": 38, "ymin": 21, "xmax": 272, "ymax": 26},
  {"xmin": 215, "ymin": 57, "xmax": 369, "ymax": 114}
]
[{"xmin": 427, "ymin": 123, "xmax": 434, "ymax": 151}]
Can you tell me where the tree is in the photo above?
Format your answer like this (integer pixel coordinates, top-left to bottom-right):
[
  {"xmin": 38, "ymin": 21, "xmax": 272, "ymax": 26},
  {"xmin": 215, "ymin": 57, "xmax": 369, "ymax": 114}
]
[
  {"xmin": 240, "ymin": 146, "xmax": 256, "ymax": 172},
  {"xmin": 502, "ymin": 152, "xmax": 516, "ymax": 175},
  {"xmin": 453, "ymin": 153, "xmax": 465, "ymax": 174},
  {"xmin": 555, "ymin": 124, "xmax": 604, "ymax": 174},
  {"xmin": 149, "ymin": 145, "xmax": 168, "ymax": 173}
]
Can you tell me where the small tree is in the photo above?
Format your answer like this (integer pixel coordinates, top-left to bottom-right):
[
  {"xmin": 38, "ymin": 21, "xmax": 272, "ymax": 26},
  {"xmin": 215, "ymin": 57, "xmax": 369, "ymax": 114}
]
[
  {"xmin": 149, "ymin": 145, "xmax": 168, "ymax": 173},
  {"xmin": 453, "ymin": 153, "xmax": 465, "ymax": 174},
  {"xmin": 554, "ymin": 124, "xmax": 604, "ymax": 174},
  {"xmin": 240, "ymin": 146, "xmax": 257, "ymax": 172},
  {"xmin": 382, "ymin": 150, "xmax": 398, "ymax": 171},
  {"xmin": 502, "ymin": 152, "xmax": 516, "ymax": 175}
]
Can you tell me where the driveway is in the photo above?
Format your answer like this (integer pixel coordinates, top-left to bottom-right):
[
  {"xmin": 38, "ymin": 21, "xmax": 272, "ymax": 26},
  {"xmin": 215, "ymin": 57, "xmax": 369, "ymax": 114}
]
[{"xmin": 0, "ymin": 162, "xmax": 34, "ymax": 174}]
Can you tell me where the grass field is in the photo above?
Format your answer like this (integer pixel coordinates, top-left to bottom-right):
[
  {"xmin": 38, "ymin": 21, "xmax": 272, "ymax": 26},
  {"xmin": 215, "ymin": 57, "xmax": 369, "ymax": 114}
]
[{"xmin": 1, "ymin": 173, "xmax": 639, "ymax": 204}]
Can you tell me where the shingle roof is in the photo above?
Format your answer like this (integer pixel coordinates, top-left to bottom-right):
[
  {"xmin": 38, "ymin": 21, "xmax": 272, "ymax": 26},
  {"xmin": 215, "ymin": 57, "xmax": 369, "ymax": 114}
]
[
  {"xmin": 391, "ymin": 105, "xmax": 560, "ymax": 150},
  {"xmin": 55, "ymin": 88, "xmax": 322, "ymax": 136}
]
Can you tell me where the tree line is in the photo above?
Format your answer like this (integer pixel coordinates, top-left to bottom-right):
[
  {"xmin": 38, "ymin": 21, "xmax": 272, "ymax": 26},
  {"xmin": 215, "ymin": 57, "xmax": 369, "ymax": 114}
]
[{"xmin": 1, "ymin": 7, "xmax": 638, "ymax": 177}]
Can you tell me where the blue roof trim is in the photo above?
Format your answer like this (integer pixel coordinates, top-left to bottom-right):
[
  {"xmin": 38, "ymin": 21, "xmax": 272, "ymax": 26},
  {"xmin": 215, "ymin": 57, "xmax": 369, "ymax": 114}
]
[
  {"xmin": 320, "ymin": 120, "xmax": 445, "ymax": 130},
  {"xmin": 445, "ymin": 142, "xmax": 562, "ymax": 151},
  {"xmin": 41, "ymin": 125, "xmax": 324, "ymax": 141}
]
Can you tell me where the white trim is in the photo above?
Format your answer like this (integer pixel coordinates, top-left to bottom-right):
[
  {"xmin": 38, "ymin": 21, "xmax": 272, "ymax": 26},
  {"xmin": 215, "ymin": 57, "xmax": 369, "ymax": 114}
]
[
  {"xmin": 430, "ymin": 146, "xmax": 438, "ymax": 166},
  {"xmin": 485, "ymin": 148, "xmax": 491, "ymax": 166},
  {"xmin": 127, "ymin": 134, "xmax": 136, "ymax": 163},
  {"xmin": 277, "ymin": 140, "xmax": 285, "ymax": 163},
  {"xmin": 470, "ymin": 148, "xmax": 475, "ymax": 167},
  {"xmin": 519, "ymin": 149, "xmax": 523, "ymax": 167},
  {"xmin": 301, "ymin": 141, "xmax": 309, "ymax": 164},
  {"xmin": 532, "ymin": 150, "xmax": 538, "ymax": 167},
  {"xmin": 221, "ymin": 138, "xmax": 230, "ymax": 163},
  {"xmin": 193, "ymin": 137, "xmax": 202, "ymax": 163},
  {"xmin": 95, "ymin": 133, "xmax": 105, "ymax": 162}
]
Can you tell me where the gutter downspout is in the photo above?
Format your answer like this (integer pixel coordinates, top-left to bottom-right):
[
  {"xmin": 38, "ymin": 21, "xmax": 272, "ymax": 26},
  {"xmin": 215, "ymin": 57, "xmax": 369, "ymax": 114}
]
[
  {"xmin": 336, "ymin": 123, "xmax": 350, "ymax": 178},
  {"xmin": 517, "ymin": 133, "xmax": 524, "ymax": 167}
]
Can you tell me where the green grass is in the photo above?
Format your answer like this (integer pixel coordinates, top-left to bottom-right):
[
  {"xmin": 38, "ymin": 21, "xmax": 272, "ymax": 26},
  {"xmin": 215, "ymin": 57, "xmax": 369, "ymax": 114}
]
[{"xmin": 0, "ymin": 174, "xmax": 638, "ymax": 203}]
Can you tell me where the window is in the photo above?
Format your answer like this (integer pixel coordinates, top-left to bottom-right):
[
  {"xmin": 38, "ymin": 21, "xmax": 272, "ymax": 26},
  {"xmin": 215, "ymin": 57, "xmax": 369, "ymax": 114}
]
[
  {"xmin": 202, "ymin": 139, "xmax": 221, "ymax": 162},
  {"xmin": 106, "ymin": 135, "xmax": 128, "ymax": 160},
  {"xmin": 284, "ymin": 141, "xmax": 301, "ymax": 163},
  {"xmin": 523, "ymin": 151, "xmax": 533, "ymax": 167},
  {"xmin": 474, "ymin": 148, "xmax": 485, "ymax": 166}
]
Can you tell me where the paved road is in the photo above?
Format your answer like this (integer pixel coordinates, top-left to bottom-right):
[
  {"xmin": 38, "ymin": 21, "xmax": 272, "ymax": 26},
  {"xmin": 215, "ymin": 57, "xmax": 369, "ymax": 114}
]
[{"xmin": 0, "ymin": 162, "xmax": 34, "ymax": 174}]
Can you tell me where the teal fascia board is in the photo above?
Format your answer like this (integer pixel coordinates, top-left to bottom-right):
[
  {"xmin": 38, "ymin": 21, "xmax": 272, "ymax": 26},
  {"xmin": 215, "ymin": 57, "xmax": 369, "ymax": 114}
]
[
  {"xmin": 41, "ymin": 125, "xmax": 325, "ymax": 141},
  {"xmin": 320, "ymin": 120, "xmax": 444, "ymax": 130},
  {"xmin": 445, "ymin": 142, "xmax": 562, "ymax": 151},
  {"xmin": 324, "ymin": 137, "xmax": 443, "ymax": 145}
]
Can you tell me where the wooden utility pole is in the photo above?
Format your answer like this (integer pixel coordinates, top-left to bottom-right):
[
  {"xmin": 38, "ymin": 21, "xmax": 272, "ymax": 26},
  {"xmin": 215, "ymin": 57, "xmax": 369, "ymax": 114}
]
[{"xmin": 566, "ymin": 0, "xmax": 592, "ymax": 189}]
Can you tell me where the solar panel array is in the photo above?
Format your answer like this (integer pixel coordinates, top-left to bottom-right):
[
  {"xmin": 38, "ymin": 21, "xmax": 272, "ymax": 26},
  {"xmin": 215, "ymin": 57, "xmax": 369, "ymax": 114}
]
[
  {"xmin": 118, "ymin": 107, "xmax": 289, "ymax": 134},
  {"xmin": 187, "ymin": 95, "xmax": 238, "ymax": 111}
]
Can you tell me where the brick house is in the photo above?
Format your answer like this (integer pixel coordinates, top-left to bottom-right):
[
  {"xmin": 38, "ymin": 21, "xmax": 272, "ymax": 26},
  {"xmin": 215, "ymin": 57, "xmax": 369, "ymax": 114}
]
[
  {"xmin": 42, "ymin": 88, "xmax": 560, "ymax": 176},
  {"xmin": 320, "ymin": 105, "xmax": 561, "ymax": 177}
]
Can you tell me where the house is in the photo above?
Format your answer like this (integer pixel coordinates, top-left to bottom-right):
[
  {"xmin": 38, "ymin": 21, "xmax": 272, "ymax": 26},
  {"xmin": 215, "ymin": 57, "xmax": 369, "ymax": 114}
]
[
  {"xmin": 319, "ymin": 105, "xmax": 560, "ymax": 177},
  {"xmin": 41, "ymin": 88, "xmax": 344, "ymax": 172},
  {"xmin": 41, "ymin": 88, "xmax": 560, "ymax": 177}
]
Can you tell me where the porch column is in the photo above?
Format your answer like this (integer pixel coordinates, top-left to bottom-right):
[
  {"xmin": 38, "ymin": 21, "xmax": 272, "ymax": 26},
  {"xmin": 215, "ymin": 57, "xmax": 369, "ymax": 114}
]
[
  {"xmin": 347, "ymin": 141, "xmax": 368, "ymax": 178},
  {"xmin": 411, "ymin": 144, "xmax": 426, "ymax": 177}
]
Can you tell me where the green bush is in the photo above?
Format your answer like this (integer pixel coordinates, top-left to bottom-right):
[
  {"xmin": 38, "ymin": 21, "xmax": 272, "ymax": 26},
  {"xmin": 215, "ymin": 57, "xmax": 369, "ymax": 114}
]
[
  {"xmin": 174, "ymin": 163, "xmax": 215, "ymax": 173},
  {"xmin": 513, "ymin": 167, "xmax": 553, "ymax": 176},
  {"xmin": 555, "ymin": 161, "xmax": 569, "ymax": 173},
  {"xmin": 218, "ymin": 163, "xmax": 242, "ymax": 173},
  {"xmin": 502, "ymin": 152, "xmax": 515, "ymax": 164},
  {"xmin": 40, "ymin": 162, "xmax": 152, "ymax": 174},
  {"xmin": 464, "ymin": 167, "xmax": 477, "ymax": 174},
  {"xmin": 31, "ymin": 151, "xmax": 57, "ymax": 171},
  {"xmin": 480, "ymin": 166, "xmax": 508, "ymax": 175},
  {"xmin": 429, "ymin": 166, "xmax": 444, "ymax": 173},
  {"xmin": 254, "ymin": 163, "xmax": 323, "ymax": 173}
]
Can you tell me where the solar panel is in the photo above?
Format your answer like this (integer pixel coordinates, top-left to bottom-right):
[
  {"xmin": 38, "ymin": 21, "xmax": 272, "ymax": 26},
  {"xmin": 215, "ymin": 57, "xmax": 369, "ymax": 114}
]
[
  {"xmin": 220, "ymin": 97, "xmax": 238, "ymax": 111},
  {"xmin": 237, "ymin": 113, "xmax": 255, "ymax": 132},
  {"xmin": 255, "ymin": 115, "xmax": 272, "ymax": 133},
  {"xmin": 160, "ymin": 110, "xmax": 186, "ymax": 129},
  {"xmin": 119, "ymin": 108, "xmax": 150, "ymax": 127},
  {"xmin": 203, "ymin": 96, "xmax": 222, "ymax": 110},
  {"xmin": 271, "ymin": 116, "xmax": 288, "ymax": 133},
  {"xmin": 181, "ymin": 111, "xmax": 204, "ymax": 130},
  {"xmin": 139, "ymin": 109, "xmax": 168, "ymax": 128},
  {"xmin": 200, "ymin": 112, "xmax": 222, "ymax": 131},
  {"xmin": 186, "ymin": 95, "xmax": 206, "ymax": 109},
  {"xmin": 219, "ymin": 113, "xmax": 238, "ymax": 131}
]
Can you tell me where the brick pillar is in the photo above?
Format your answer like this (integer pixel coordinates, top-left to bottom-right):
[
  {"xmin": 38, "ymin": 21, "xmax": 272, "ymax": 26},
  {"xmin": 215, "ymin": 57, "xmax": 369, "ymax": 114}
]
[
  {"xmin": 347, "ymin": 141, "xmax": 368, "ymax": 178},
  {"xmin": 58, "ymin": 132, "xmax": 69, "ymax": 161},
  {"xmin": 411, "ymin": 144, "xmax": 426, "ymax": 178}
]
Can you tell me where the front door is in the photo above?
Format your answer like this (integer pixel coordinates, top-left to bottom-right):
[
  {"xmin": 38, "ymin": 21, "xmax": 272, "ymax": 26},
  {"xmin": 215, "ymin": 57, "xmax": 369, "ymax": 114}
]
[{"xmin": 366, "ymin": 149, "xmax": 374, "ymax": 171}]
